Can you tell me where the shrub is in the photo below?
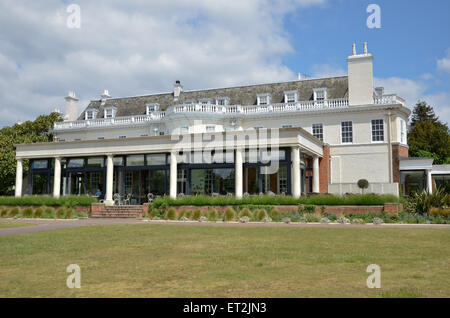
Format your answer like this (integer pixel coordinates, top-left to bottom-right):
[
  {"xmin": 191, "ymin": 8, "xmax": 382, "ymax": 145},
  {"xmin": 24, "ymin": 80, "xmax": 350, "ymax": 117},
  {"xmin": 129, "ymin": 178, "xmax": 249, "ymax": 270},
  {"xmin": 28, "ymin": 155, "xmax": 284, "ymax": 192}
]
[
  {"xmin": 55, "ymin": 207, "xmax": 66, "ymax": 219},
  {"xmin": 1, "ymin": 208, "xmax": 9, "ymax": 217},
  {"xmin": 430, "ymin": 207, "xmax": 450, "ymax": 218},
  {"xmin": 301, "ymin": 205, "xmax": 316, "ymax": 214},
  {"xmin": 223, "ymin": 207, "xmax": 236, "ymax": 222},
  {"xmin": 357, "ymin": 179, "xmax": 369, "ymax": 194},
  {"xmin": 299, "ymin": 214, "xmax": 308, "ymax": 223},
  {"xmin": 150, "ymin": 193, "xmax": 399, "ymax": 208},
  {"xmin": 405, "ymin": 188, "xmax": 449, "ymax": 215},
  {"xmin": 184, "ymin": 210, "xmax": 193, "ymax": 220},
  {"xmin": 199, "ymin": 216, "xmax": 208, "ymax": 222},
  {"xmin": 43, "ymin": 206, "xmax": 55, "ymax": 218},
  {"xmin": 269, "ymin": 208, "xmax": 281, "ymax": 221},
  {"xmin": 179, "ymin": 216, "xmax": 189, "ymax": 221},
  {"xmin": 165, "ymin": 208, "xmax": 177, "ymax": 220},
  {"xmin": 255, "ymin": 209, "xmax": 268, "ymax": 221},
  {"xmin": 21, "ymin": 207, "xmax": 34, "ymax": 218},
  {"xmin": 0, "ymin": 195, "xmax": 97, "ymax": 207},
  {"xmin": 304, "ymin": 213, "xmax": 321, "ymax": 223},
  {"xmin": 65, "ymin": 208, "xmax": 74, "ymax": 219},
  {"xmin": 34, "ymin": 207, "xmax": 44, "ymax": 218},
  {"xmin": 262, "ymin": 216, "xmax": 272, "ymax": 223},
  {"xmin": 208, "ymin": 209, "xmax": 218, "ymax": 222},
  {"xmin": 149, "ymin": 208, "xmax": 160, "ymax": 219},
  {"xmin": 320, "ymin": 217, "xmax": 330, "ymax": 224},
  {"xmin": 373, "ymin": 217, "xmax": 384, "ymax": 225},
  {"xmin": 192, "ymin": 209, "xmax": 202, "ymax": 221},
  {"xmin": 238, "ymin": 207, "xmax": 252, "ymax": 218},
  {"xmin": 351, "ymin": 218, "xmax": 365, "ymax": 224},
  {"xmin": 8, "ymin": 207, "xmax": 20, "ymax": 218}
]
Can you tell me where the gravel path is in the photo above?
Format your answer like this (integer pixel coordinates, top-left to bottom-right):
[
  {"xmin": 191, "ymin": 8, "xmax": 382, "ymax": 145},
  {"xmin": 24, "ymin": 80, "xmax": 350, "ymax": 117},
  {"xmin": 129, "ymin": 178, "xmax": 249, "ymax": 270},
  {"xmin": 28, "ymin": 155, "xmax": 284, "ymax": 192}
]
[{"xmin": 0, "ymin": 218, "xmax": 449, "ymax": 237}]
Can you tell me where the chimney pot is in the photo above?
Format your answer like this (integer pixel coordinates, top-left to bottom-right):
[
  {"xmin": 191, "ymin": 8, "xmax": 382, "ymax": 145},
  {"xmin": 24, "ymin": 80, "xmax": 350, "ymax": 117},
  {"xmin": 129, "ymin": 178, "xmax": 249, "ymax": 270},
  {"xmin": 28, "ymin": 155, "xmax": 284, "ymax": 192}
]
[
  {"xmin": 352, "ymin": 43, "xmax": 356, "ymax": 55},
  {"xmin": 363, "ymin": 42, "xmax": 368, "ymax": 54}
]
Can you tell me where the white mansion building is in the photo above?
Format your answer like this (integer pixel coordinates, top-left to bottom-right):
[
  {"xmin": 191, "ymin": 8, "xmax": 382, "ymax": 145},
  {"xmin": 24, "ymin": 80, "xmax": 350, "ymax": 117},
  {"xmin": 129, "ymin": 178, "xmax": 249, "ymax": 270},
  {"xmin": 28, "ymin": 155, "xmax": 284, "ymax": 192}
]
[{"xmin": 15, "ymin": 43, "xmax": 445, "ymax": 205}]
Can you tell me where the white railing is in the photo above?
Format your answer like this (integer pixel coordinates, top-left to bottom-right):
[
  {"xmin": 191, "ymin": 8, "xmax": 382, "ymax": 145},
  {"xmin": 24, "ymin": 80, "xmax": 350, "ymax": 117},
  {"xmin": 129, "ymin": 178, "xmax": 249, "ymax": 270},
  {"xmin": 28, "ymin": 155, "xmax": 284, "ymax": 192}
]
[
  {"xmin": 54, "ymin": 113, "xmax": 166, "ymax": 130},
  {"xmin": 374, "ymin": 94, "xmax": 405, "ymax": 106},
  {"xmin": 54, "ymin": 95, "xmax": 404, "ymax": 131}
]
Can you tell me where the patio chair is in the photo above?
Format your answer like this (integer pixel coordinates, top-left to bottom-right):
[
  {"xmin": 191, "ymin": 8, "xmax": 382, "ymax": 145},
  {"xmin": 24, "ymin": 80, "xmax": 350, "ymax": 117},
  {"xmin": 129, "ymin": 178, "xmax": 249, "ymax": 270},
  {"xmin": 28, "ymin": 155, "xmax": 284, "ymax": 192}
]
[
  {"xmin": 113, "ymin": 193, "xmax": 122, "ymax": 206},
  {"xmin": 123, "ymin": 193, "xmax": 131, "ymax": 205}
]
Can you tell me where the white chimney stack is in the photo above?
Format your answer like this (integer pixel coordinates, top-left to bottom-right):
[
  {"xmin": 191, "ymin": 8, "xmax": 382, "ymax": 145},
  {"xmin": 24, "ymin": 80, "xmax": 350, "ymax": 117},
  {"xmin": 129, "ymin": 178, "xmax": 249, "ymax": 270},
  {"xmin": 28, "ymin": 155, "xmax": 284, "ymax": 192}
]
[
  {"xmin": 64, "ymin": 91, "xmax": 79, "ymax": 121},
  {"xmin": 101, "ymin": 89, "xmax": 111, "ymax": 99},
  {"xmin": 347, "ymin": 42, "xmax": 374, "ymax": 106},
  {"xmin": 173, "ymin": 80, "xmax": 183, "ymax": 101},
  {"xmin": 101, "ymin": 89, "xmax": 111, "ymax": 105}
]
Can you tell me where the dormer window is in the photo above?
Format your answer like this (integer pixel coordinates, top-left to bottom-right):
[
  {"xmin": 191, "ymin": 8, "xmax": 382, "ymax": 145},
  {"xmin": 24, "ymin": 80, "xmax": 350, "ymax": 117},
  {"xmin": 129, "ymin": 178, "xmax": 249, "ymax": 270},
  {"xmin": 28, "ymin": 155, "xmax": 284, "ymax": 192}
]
[
  {"xmin": 199, "ymin": 98, "xmax": 213, "ymax": 105},
  {"xmin": 216, "ymin": 97, "xmax": 230, "ymax": 106},
  {"xmin": 146, "ymin": 103, "xmax": 160, "ymax": 115},
  {"xmin": 104, "ymin": 106, "xmax": 117, "ymax": 119},
  {"xmin": 257, "ymin": 93, "xmax": 271, "ymax": 105},
  {"xmin": 313, "ymin": 88, "xmax": 327, "ymax": 101},
  {"xmin": 284, "ymin": 90, "xmax": 298, "ymax": 103},
  {"xmin": 85, "ymin": 108, "xmax": 98, "ymax": 120},
  {"xmin": 184, "ymin": 99, "xmax": 195, "ymax": 105}
]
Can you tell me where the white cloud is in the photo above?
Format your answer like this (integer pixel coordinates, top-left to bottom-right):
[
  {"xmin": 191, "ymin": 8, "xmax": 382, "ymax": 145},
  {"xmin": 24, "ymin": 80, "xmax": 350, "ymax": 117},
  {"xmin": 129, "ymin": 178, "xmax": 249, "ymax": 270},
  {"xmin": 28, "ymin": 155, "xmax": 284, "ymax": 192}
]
[
  {"xmin": 437, "ymin": 49, "xmax": 450, "ymax": 73},
  {"xmin": 0, "ymin": 0, "xmax": 325, "ymax": 127},
  {"xmin": 374, "ymin": 77, "xmax": 450, "ymax": 125}
]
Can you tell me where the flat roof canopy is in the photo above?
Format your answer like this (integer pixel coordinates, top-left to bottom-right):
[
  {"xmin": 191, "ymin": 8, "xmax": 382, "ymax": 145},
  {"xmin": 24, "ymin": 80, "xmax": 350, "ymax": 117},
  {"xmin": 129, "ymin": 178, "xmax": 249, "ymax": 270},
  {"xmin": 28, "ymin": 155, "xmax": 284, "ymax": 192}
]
[{"xmin": 16, "ymin": 127, "xmax": 324, "ymax": 160}]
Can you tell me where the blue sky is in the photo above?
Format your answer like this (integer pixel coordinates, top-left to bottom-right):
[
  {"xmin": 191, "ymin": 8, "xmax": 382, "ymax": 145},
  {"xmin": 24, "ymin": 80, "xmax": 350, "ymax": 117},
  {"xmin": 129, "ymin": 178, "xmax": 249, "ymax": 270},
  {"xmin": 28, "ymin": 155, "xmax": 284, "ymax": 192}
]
[
  {"xmin": 0, "ymin": 0, "xmax": 449, "ymax": 127},
  {"xmin": 284, "ymin": 0, "xmax": 450, "ymax": 85}
]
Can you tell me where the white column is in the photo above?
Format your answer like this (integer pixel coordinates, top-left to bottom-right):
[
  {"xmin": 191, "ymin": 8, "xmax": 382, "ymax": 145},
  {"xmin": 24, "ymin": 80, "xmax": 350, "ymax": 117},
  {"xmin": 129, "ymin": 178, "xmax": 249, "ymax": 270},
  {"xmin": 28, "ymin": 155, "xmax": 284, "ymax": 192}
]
[
  {"xmin": 170, "ymin": 151, "xmax": 177, "ymax": 199},
  {"xmin": 427, "ymin": 169, "xmax": 433, "ymax": 194},
  {"xmin": 105, "ymin": 154, "xmax": 114, "ymax": 206},
  {"xmin": 53, "ymin": 157, "xmax": 61, "ymax": 198},
  {"xmin": 312, "ymin": 156, "xmax": 320, "ymax": 193},
  {"xmin": 235, "ymin": 148, "xmax": 243, "ymax": 199},
  {"xmin": 291, "ymin": 146, "xmax": 301, "ymax": 198},
  {"xmin": 15, "ymin": 158, "xmax": 23, "ymax": 197}
]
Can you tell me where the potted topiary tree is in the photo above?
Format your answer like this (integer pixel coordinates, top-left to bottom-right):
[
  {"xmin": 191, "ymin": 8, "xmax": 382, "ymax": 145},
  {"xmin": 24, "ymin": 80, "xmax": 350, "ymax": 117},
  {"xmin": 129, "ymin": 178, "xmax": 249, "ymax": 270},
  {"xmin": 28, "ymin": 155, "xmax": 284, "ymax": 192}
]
[{"xmin": 357, "ymin": 179, "xmax": 369, "ymax": 194}]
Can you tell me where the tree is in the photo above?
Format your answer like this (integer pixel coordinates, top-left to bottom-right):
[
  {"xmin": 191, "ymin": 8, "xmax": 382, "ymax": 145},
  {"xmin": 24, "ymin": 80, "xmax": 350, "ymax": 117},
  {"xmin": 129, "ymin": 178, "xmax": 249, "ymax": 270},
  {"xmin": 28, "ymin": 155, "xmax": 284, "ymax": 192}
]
[
  {"xmin": 357, "ymin": 179, "xmax": 369, "ymax": 194},
  {"xmin": 408, "ymin": 101, "xmax": 450, "ymax": 165},
  {"xmin": 0, "ymin": 112, "xmax": 62, "ymax": 195}
]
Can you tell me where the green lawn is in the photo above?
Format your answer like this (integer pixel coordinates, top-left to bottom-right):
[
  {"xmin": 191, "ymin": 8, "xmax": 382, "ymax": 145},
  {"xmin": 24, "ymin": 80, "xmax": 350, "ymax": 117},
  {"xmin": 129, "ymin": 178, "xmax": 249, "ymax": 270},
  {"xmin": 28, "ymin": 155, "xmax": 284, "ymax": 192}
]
[
  {"xmin": 0, "ymin": 222, "xmax": 34, "ymax": 229},
  {"xmin": 0, "ymin": 224, "xmax": 449, "ymax": 297}
]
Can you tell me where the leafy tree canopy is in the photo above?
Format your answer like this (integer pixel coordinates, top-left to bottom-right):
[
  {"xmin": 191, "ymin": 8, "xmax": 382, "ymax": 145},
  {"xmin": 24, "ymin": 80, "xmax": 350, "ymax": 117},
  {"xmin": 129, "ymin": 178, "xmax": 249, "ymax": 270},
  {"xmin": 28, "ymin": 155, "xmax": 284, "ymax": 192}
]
[
  {"xmin": 408, "ymin": 101, "xmax": 450, "ymax": 164},
  {"xmin": 0, "ymin": 112, "xmax": 62, "ymax": 195}
]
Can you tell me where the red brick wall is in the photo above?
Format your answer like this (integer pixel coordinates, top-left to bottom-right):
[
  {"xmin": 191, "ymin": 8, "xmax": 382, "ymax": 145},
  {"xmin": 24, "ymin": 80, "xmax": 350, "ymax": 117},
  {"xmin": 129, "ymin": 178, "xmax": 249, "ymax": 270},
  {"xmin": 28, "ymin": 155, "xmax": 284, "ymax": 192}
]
[
  {"xmin": 319, "ymin": 144, "xmax": 330, "ymax": 193},
  {"xmin": 392, "ymin": 143, "xmax": 409, "ymax": 183}
]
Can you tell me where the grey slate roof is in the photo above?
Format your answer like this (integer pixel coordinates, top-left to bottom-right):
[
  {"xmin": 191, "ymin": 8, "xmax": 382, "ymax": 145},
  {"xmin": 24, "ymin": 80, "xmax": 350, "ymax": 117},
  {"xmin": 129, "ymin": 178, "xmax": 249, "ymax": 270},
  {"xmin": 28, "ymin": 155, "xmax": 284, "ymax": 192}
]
[{"xmin": 79, "ymin": 76, "xmax": 348, "ymax": 120}]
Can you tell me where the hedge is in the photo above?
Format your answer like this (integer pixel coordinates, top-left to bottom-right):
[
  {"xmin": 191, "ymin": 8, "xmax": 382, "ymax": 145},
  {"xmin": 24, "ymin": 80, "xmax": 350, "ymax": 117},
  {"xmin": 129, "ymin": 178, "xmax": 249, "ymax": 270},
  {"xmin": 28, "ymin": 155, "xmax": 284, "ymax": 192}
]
[
  {"xmin": 151, "ymin": 193, "xmax": 399, "ymax": 207},
  {"xmin": 0, "ymin": 195, "xmax": 98, "ymax": 207}
]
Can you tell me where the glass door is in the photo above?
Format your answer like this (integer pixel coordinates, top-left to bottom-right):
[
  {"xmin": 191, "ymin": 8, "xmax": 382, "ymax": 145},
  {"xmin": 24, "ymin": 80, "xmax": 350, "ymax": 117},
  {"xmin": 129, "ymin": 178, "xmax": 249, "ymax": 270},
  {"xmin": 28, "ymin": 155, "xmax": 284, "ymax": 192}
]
[{"xmin": 69, "ymin": 171, "xmax": 85, "ymax": 195}]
